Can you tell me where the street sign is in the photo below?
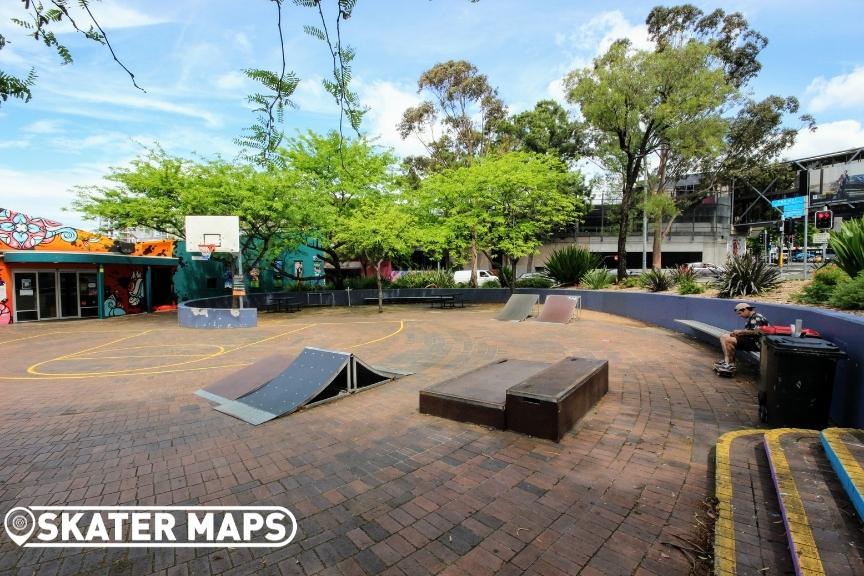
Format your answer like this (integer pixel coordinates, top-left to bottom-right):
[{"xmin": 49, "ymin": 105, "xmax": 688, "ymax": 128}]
[
  {"xmin": 771, "ymin": 196, "xmax": 806, "ymax": 219},
  {"xmin": 812, "ymin": 232, "xmax": 830, "ymax": 244}
]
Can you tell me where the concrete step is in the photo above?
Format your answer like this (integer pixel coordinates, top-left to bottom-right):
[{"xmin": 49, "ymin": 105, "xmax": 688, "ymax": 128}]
[
  {"xmin": 763, "ymin": 428, "xmax": 864, "ymax": 575},
  {"xmin": 821, "ymin": 428, "xmax": 864, "ymax": 523},
  {"xmin": 714, "ymin": 429, "xmax": 794, "ymax": 576}
]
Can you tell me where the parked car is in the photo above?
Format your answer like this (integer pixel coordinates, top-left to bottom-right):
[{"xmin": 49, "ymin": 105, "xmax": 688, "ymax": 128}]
[
  {"xmin": 454, "ymin": 269, "xmax": 499, "ymax": 286},
  {"xmin": 517, "ymin": 272, "xmax": 552, "ymax": 280},
  {"xmin": 684, "ymin": 262, "xmax": 722, "ymax": 277}
]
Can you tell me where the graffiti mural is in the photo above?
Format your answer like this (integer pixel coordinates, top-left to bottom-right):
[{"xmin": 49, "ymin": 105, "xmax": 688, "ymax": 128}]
[
  {"xmin": 0, "ymin": 278, "xmax": 10, "ymax": 324},
  {"xmin": 103, "ymin": 266, "xmax": 144, "ymax": 316},
  {"xmin": 0, "ymin": 209, "xmax": 79, "ymax": 250}
]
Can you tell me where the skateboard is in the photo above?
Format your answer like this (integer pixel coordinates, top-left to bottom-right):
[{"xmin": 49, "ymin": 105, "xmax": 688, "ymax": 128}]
[{"xmin": 713, "ymin": 365, "xmax": 736, "ymax": 378}]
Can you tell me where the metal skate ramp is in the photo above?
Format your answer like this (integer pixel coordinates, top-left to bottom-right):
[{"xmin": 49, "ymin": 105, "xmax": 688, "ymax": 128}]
[
  {"xmin": 195, "ymin": 355, "xmax": 294, "ymax": 404},
  {"xmin": 495, "ymin": 294, "xmax": 539, "ymax": 322},
  {"xmin": 537, "ymin": 294, "xmax": 581, "ymax": 324}
]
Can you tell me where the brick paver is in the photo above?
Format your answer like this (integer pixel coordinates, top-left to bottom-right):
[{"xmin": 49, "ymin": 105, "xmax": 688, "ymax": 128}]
[{"xmin": 0, "ymin": 304, "xmax": 761, "ymax": 574}]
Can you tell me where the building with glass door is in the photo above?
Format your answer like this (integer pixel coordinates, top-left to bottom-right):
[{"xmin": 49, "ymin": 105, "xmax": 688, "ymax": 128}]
[{"xmin": 0, "ymin": 208, "xmax": 178, "ymax": 323}]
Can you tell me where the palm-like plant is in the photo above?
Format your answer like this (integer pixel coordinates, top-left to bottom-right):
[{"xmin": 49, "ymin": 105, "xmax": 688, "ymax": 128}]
[
  {"xmin": 639, "ymin": 268, "xmax": 672, "ymax": 292},
  {"xmin": 544, "ymin": 246, "xmax": 602, "ymax": 286},
  {"xmin": 830, "ymin": 217, "xmax": 864, "ymax": 279},
  {"xmin": 715, "ymin": 254, "xmax": 780, "ymax": 297}
]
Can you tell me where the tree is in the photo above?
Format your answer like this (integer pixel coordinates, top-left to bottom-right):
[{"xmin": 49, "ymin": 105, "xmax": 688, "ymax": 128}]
[
  {"xmin": 71, "ymin": 148, "xmax": 303, "ymax": 270},
  {"xmin": 498, "ymin": 100, "xmax": 584, "ymax": 166},
  {"xmin": 566, "ymin": 39, "xmax": 731, "ymax": 279},
  {"xmin": 420, "ymin": 152, "xmax": 583, "ymax": 291},
  {"xmin": 640, "ymin": 5, "xmax": 814, "ymax": 267},
  {"xmin": 282, "ymin": 130, "xmax": 398, "ymax": 288},
  {"xmin": 399, "ymin": 60, "xmax": 507, "ymax": 180},
  {"xmin": 334, "ymin": 196, "xmax": 422, "ymax": 312}
]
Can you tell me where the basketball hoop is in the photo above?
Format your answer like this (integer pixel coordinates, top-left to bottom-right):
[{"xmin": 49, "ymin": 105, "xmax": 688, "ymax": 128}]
[{"xmin": 198, "ymin": 244, "xmax": 216, "ymax": 261}]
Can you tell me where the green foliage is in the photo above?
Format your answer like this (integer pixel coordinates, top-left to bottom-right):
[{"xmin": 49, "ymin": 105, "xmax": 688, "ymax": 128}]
[
  {"xmin": 499, "ymin": 100, "xmax": 584, "ymax": 165},
  {"xmin": 345, "ymin": 276, "xmax": 386, "ymax": 290},
  {"xmin": 828, "ymin": 272, "xmax": 864, "ymax": 310},
  {"xmin": 640, "ymin": 268, "xmax": 672, "ymax": 292},
  {"xmin": 715, "ymin": 254, "xmax": 780, "ymax": 297},
  {"xmin": 544, "ymin": 246, "xmax": 602, "ymax": 285},
  {"xmin": 830, "ymin": 218, "xmax": 864, "ymax": 279},
  {"xmin": 794, "ymin": 265, "xmax": 850, "ymax": 304},
  {"xmin": 481, "ymin": 279, "xmax": 501, "ymax": 288},
  {"xmin": 582, "ymin": 269, "xmax": 614, "ymax": 289},
  {"xmin": 670, "ymin": 264, "xmax": 697, "ymax": 284},
  {"xmin": 514, "ymin": 276, "xmax": 555, "ymax": 289},
  {"xmin": 391, "ymin": 271, "xmax": 456, "ymax": 289},
  {"xmin": 499, "ymin": 265, "xmax": 515, "ymax": 288},
  {"xmin": 618, "ymin": 275, "xmax": 642, "ymax": 288},
  {"xmin": 677, "ymin": 279, "xmax": 705, "ymax": 295}
]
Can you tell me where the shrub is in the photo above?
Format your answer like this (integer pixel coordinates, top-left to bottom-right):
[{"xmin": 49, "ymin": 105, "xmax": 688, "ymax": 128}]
[
  {"xmin": 582, "ymin": 268, "xmax": 613, "ymax": 289},
  {"xmin": 514, "ymin": 276, "xmax": 555, "ymax": 288},
  {"xmin": 715, "ymin": 254, "xmax": 780, "ymax": 297},
  {"xmin": 670, "ymin": 264, "xmax": 697, "ymax": 285},
  {"xmin": 829, "ymin": 272, "xmax": 864, "ymax": 309},
  {"xmin": 345, "ymin": 276, "xmax": 386, "ymax": 290},
  {"xmin": 499, "ymin": 265, "xmax": 515, "ymax": 288},
  {"xmin": 677, "ymin": 279, "xmax": 705, "ymax": 295},
  {"xmin": 793, "ymin": 265, "xmax": 849, "ymax": 304},
  {"xmin": 830, "ymin": 217, "xmax": 864, "ymax": 279},
  {"xmin": 391, "ymin": 270, "xmax": 455, "ymax": 289},
  {"xmin": 618, "ymin": 275, "xmax": 642, "ymax": 288},
  {"xmin": 544, "ymin": 246, "xmax": 602, "ymax": 285},
  {"xmin": 640, "ymin": 268, "xmax": 672, "ymax": 292},
  {"xmin": 481, "ymin": 279, "xmax": 501, "ymax": 288}
]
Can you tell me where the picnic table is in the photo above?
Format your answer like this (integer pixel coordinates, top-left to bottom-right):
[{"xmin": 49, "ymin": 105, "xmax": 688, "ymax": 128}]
[{"xmin": 363, "ymin": 294, "xmax": 466, "ymax": 308}]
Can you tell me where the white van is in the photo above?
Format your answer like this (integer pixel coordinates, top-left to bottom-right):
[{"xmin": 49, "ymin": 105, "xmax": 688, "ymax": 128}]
[{"xmin": 454, "ymin": 269, "xmax": 499, "ymax": 286}]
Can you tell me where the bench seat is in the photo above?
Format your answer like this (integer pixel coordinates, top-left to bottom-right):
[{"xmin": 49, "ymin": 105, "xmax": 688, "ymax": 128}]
[{"xmin": 674, "ymin": 319, "xmax": 759, "ymax": 362}]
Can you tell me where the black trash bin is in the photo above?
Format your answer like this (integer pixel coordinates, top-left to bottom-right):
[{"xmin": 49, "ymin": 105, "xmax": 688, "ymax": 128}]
[{"xmin": 759, "ymin": 335, "xmax": 847, "ymax": 428}]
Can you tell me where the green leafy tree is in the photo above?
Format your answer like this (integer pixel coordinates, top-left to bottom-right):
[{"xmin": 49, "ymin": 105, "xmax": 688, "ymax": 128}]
[
  {"xmin": 420, "ymin": 152, "xmax": 582, "ymax": 291},
  {"xmin": 72, "ymin": 148, "xmax": 303, "ymax": 270},
  {"xmin": 282, "ymin": 130, "xmax": 398, "ymax": 288},
  {"xmin": 398, "ymin": 60, "xmax": 507, "ymax": 181},
  {"xmin": 498, "ymin": 100, "xmax": 584, "ymax": 166},
  {"xmin": 334, "ymin": 197, "xmax": 423, "ymax": 312},
  {"xmin": 567, "ymin": 39, "xmax": 731, "ymax": 279},
  {"xmin": 642, "ymin": 5, "xmax": 815, "ymax": 267}
]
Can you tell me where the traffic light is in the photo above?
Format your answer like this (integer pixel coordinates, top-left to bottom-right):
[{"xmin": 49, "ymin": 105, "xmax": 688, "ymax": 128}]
[
  {"xmin": 781, "ymin": 219, "xmax": 794, "ymax": 235},
  {"xmin": 815, "ymin": 209, "xmax": 833, "ymax": 230}
]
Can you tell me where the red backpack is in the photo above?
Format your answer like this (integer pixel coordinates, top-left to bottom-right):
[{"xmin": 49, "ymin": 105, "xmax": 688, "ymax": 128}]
[{"xmin": 758, "ymin": 325, "xmax": 821, "ymax": 337}]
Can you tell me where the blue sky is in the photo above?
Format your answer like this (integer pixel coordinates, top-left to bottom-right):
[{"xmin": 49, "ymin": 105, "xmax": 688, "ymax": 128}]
[{"xmin": 1, "ymin": 0, "xmax": 863, "ymax": 229}]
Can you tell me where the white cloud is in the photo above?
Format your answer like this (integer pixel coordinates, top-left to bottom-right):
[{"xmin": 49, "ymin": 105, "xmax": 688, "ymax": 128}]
[
  {"xmin": 23, "ymin": 120, "xmax": 64, "ymax": 134},
  {"xmin": 0, "ymin": 165, "xmax": 111, "ymax": 230},
  {"xmin": 50, "ymin": 131, "xmax": 135, "ymax": 154},
  {"xmin": 359, "ymin": 80, "xmax": 431, "ymax": 158},
  {"xmin": 0, "ymin": 139, "xmax": 32, "ymax": 150},
  {"xmin": 51, "ymin": 89, "xmax": 222, "ymax": 127},
  {"xmin": 806, "ymin": 67, "xmax": 864, "ymax": 113},
  {"xmin": 292, "ymin": 76, "xmax": 339, "ymax": 115},
  {"xmin": 547, "ymin": 10, "xmax": 654, "ymax": 104},
  {"xmin": 784, "ymin": 120, "xmax": 864, "ymax": 160},
  {"xmin": 214, "ymin": 71, "xmax": 248, "ymax": 92}
]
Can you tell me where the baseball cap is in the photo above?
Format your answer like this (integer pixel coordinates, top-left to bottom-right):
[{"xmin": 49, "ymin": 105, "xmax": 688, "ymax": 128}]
[{"xmin": 734, "ymin": 302, "xmax": 754, "ymax": 311}]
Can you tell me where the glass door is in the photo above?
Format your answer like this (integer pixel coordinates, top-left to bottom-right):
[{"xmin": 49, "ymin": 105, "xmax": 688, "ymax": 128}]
[
  {"xmin": 13, "ymin": 272, "xmax": 38, "ymax": 322},
  {"xmin": 59, "ymin": 272, "xmax": 80, "ymax": 318},
  {"xmin": 79, "ymin": 273, "xmax": 99, "ymax": 317},
  {"xmin": 37, "ymin": 272, "xmax": 58, "ymax": 319}
]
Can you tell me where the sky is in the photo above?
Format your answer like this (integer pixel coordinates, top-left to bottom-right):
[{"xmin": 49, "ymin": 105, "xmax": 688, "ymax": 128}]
[{"xmin": 1, "ymin": 0, "xmax": 863, "ymax": 230}]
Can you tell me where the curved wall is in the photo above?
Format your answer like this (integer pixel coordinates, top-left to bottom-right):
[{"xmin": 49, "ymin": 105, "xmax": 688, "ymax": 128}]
[{"xmin": 178, "ymin": 295, "xmax": 257, "ymax": 328}]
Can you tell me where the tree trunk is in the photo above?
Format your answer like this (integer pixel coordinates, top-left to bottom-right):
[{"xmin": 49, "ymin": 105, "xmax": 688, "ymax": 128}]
[
  {"xmin": 616, "ymin": 208, "xmax": 629, "ymax": 280},
  {"xmin": 526, "ymin": 252, "xmax": 534, "ymax": 276},
  {"xmin": 375, "ymin": 259, "xmax": 383, "ymax": 313},
  {"xmin": 508, "ymin": 255, "xmax": 517, "ymax": 294},
  {"xmin": 652, "ymin": 216, "xmax": 663, "ymax": 269},
  {"xmin": 470, "ymin": 227, "xmax": 478, "ymax": 288}
]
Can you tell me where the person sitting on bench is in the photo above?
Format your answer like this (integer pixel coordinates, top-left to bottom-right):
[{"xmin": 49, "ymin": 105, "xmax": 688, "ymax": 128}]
[{"xmin": 715, "ymin": 302, "xmax": 769, "ymax": 371}]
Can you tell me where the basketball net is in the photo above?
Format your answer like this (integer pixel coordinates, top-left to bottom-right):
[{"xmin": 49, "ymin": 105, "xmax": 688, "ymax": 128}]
[{"xmin": 198, "ymin": 244, "xmax": 216, "ymax": 261}]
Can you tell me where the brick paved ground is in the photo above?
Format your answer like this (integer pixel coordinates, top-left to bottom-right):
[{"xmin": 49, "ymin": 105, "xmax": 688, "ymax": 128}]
[{"xmin": 0, "ymin": 305, "xmax": 761, "ymax": 575}]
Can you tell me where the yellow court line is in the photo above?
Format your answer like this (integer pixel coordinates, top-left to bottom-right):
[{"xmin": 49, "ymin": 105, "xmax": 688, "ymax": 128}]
[
  {"xmin": 0, "ymin": 331, "xmax": 64, "ymax": 345},
  {"xmin": 346, "ymin": 320, "xmax": 404, "ymax": 350},
  {"xmin": 0, "ymin": 362, "xmax": 251, "ymax": 380},
  {"xmin": 25, "ymin": 324, "xmax": 315, "ymax": 377},
  {"xmin": 764, "ymin": 428, "xmax": 825, "ymax": 576},
  {"xmin": 69, "ymin": 354, "xmax": 212, "ymax": 360},
  {"xmin": 27, "ymin": 330, "xmax": 154, "ymax": 375},
  {"xmin": 714, "ymin": 429, "xmax": 765, "ymax": 576}
]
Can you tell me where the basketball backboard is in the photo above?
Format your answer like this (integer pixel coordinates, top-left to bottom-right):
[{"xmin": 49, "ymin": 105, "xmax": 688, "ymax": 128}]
[{"xmin": 185, "ymin": 216, "xmax": 240, "ymax": 253}]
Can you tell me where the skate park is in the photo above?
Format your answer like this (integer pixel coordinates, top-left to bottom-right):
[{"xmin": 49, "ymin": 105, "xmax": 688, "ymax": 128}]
[{"xmin": 1, "ymin": 295, "xmax": 861, "ymax": 575}]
